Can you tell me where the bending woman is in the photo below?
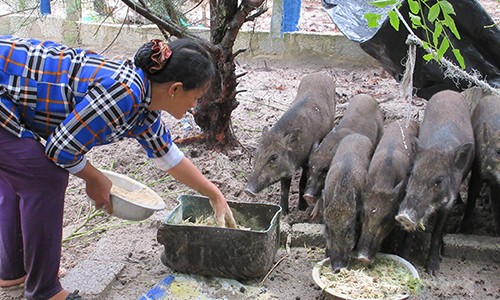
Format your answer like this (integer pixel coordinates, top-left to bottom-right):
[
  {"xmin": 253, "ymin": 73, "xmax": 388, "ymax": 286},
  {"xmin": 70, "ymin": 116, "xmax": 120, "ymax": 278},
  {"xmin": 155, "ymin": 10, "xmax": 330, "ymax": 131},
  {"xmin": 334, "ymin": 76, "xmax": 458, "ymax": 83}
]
[{"xmin": 0, "ymin": 35, "xmax": 236, "ymax": 300}]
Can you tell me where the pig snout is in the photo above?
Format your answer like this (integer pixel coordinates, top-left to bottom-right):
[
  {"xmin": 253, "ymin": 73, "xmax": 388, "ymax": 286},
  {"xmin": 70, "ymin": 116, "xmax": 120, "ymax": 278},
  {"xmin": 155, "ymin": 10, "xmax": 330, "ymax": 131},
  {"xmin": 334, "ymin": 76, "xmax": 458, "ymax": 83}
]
[
  {"xmin": 303, "ymin": 193, "xmax": 316, "ymax": 205},
  {"xmin": 243, "ymin": 188, "xmax": 256, "ymax": 198},
  {"xmin": 330, "ymin": 254, "xmax": 349, "ymax": 273},
  {"xmin": 395, "ymin": 210, "xmax": 418, "ymax": 232},
  {"xmin": 356, "ymin": 232, "xmax": 376, "ymax": 264},
  {"xmin": 357, "ymin": 253, "xmax": 372, "ymax": 265},
  {"xmin": 304, "ymin": 177, "xmax": 322, "ymax": 202}
]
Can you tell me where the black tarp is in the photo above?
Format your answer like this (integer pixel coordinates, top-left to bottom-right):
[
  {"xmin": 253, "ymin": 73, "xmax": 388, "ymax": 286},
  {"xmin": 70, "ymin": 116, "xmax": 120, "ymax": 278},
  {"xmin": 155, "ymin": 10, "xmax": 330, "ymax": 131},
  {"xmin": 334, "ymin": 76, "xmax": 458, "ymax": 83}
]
[{"xmin": 323, "ymin": 0, "xmax": 500, "ymax": 99}]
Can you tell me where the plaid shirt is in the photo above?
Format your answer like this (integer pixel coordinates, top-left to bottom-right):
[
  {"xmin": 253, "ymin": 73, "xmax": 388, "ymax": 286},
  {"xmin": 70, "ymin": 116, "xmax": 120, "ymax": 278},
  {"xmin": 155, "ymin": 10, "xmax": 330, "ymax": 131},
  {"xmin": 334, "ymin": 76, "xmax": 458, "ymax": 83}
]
[{"xmin": 0, "ymin": 35, "xmax": 184, "ymax": 174}]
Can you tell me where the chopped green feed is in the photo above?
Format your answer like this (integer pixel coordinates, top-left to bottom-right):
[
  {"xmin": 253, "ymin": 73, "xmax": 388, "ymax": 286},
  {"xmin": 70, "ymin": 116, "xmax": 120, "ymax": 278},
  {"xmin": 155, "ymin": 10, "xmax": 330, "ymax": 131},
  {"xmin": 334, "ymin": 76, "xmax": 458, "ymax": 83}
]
[{"xmin": 320, "ymin": 256, "xmax": 421, "ymax": 299}]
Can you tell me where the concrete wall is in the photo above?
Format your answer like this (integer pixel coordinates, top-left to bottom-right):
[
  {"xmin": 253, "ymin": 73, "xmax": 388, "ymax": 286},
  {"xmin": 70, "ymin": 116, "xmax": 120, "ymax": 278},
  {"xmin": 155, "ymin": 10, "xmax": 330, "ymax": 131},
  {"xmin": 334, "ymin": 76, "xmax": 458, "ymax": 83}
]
[{"xmin": 1, "ymin": 14, "xmax": 379, "ymax": 68}]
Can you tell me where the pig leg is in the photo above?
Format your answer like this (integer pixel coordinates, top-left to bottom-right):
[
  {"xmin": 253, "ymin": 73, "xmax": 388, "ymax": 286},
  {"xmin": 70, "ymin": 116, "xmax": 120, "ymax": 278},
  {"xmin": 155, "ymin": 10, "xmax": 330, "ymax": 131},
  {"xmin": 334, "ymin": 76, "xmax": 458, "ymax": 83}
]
[
  {"xmin": 459, "ymin": 165, "xmax": 481, "ymax": 233},
  {"xmin": 298, "ymin": 167, "xmax": 309, "ymax": 211},
  {"xmin": 280, "ymin": 177, "xmax": 292, "ymax": 214},
  {"xmin": 427, "ymin": 208, "xmax": 450, "ymax": 275},
  {"xmin": 489, "ymin": 183, "xmax": 500, "ymax": 236},
  {"xmin": 399, "ymin": 232, "xmax": 414, "ymax": 260}
]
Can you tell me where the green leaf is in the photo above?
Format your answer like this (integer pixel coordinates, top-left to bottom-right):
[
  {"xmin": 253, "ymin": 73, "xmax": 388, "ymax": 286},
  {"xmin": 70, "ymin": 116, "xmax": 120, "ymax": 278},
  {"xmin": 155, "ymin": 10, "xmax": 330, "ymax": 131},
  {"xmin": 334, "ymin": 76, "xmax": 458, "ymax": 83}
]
[
  {"xmin": 428, "ymin": 3, "xmax": 441, "ymax": 22},
  {"xmin": 409, "ymin": 13, "xmax": 422, "ymax": 28},
  {"xmin": 438, "ymin": 0, "xmax": 455, "ymax": 15},
  {"xmin": 365, "ymin": 13, "xmax": 382, "ymax": 28},
  {"xmin": 452, "ymin": 49, "xmax": 466, "ymax": 69},
  {"xmin": 433, "ymin": 22, "xmax": 443, "ymax": 47},
  {"xmin": 421, "ymin": 41, "xmax": 430, "ymax": 50},
  {"xmin": 423, "ymin": 53, "xmax": 434, "ymax": 61},
  {"xmin": 368, "ymin": 0, "xmax": 397, "ymax": 8},
  {"xmin": 408, "ymin": 0, "xmax": 420, "ymax": 14},
  {"xmin": 388, "ymin": 10, "xmax": 400, "ymax": 30},
  {"xmin": 437, "ymin": 38, "xmax": 450, "ymax": 59},
  {"xmin": 443, "ymin": 14, "xmax": 461, "ymax": 39}
]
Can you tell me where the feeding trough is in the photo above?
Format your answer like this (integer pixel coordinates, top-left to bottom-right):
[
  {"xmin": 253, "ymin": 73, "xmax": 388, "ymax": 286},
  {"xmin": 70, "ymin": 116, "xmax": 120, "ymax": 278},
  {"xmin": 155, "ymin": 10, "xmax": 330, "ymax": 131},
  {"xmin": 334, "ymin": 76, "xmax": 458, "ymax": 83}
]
[{"xmin": 157, "ymin": 195, "xmax": 281, "ymax": 280}]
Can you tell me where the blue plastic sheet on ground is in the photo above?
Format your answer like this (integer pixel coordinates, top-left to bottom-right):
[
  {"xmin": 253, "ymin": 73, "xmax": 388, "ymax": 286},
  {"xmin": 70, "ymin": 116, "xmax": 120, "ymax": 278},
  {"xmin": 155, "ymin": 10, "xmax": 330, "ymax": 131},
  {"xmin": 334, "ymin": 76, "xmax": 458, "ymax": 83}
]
[
  {"xmin": 138, "ymin": 275, "xmax": 175, "ymax": 300},
  {"xmin": 137, "ymin": 273, "xmax": 271, "ymax": 300}
]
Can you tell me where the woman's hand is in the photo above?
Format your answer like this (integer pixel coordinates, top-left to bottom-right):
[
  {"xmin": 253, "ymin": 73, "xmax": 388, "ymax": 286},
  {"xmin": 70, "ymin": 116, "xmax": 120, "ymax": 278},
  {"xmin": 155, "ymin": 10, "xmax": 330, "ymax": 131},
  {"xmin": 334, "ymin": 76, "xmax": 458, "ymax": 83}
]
[
  {"xmin": 74, "ymin": 162, "xmax": 113, "ymax": 214},
  {"xmin": 85, "ymin": 172, "xmax": 113, "ymax": 214},
  {"xmin": 209, "ymin": 195, "xmax": 237, "ymax": 228},
  {"xmin": 166, "ymin": 157, "xmax": 238, "ymax": 228}
]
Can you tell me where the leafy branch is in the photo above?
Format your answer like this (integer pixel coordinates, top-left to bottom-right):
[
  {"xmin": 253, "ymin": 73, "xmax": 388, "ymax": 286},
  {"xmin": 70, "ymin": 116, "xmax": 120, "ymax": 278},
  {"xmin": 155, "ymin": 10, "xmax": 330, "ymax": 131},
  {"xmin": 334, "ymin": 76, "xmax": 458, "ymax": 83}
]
[{"xmin": 365, "ymin": 0, "xmax": 465, "ymax": 69}]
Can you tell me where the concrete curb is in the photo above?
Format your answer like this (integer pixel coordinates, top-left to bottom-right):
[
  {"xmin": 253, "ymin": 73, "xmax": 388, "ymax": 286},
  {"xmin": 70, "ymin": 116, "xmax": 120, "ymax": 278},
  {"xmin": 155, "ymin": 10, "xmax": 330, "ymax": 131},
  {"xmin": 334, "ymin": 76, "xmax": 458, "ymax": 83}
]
[
  {"xmin": 60, "ymin": 232, "xmax": 129, "ymax": 299},
  {"xmin": 279, "ymin": 221, "xmax": 500, "ymax": 263},
  {"xmin": 443, "ymin": 234, "xmax": 500, "ymax": 263},
  {"xmin": 60, "ymin": 259, "xmax": 124, "ymax": 299}
]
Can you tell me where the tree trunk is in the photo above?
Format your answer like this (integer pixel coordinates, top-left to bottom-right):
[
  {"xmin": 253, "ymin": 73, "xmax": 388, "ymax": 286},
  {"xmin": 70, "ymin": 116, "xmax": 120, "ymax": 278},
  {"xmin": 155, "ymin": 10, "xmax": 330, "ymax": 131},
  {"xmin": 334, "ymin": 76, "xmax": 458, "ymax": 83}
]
[{"xmin": 193, "ymin": 0, "xmax": 265, "ymax": 148}]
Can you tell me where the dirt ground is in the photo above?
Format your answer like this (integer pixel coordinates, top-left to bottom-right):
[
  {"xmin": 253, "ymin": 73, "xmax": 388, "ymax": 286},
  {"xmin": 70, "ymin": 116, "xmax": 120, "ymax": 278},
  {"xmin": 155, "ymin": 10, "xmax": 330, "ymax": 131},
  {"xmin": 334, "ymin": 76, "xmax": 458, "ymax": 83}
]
[{"xmin": 1, "ymin": 1, "xmax": 500, "ymax": 300}]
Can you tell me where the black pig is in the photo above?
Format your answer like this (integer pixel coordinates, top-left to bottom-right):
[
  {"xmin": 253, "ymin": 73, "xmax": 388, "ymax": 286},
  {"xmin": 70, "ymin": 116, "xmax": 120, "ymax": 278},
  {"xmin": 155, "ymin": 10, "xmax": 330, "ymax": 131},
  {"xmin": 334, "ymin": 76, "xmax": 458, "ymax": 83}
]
[
  {"xmin": 304, "ymin": 94, "xmax": 383, "ymax": 207},
  {"xmin": 244, "ymin": 73, "xmax": 337, "ymax": 214},
  {"xmin": 460, "ymin": 95, "xmax": 500, "ymax": 235},
  {"xmin": 357, "ymin": 119, "xmax": 419, "ymax": 263},
  {"xmin": 396, "ymin": 90, "xmax": 474, "ymax": 275},
  {"xmin": 323, "ymin": 133, "xmax": 374, "ymax": 272}
]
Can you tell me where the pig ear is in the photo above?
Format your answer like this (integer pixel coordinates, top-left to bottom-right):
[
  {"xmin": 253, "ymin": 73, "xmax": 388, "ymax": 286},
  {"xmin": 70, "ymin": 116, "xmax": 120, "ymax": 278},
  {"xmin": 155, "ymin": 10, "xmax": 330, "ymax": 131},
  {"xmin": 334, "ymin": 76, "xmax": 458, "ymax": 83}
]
[
  {"xmin": 482, "ymin": 121, "xmax": 492, "ymax": 143},
  {"xmin": 393, "ymin": 180, "xmax": 405, "ymax": 197},
  {"xmin": 312, "ymin": 141, "xmax": 320, "ymax": 152},
  {"xmin": 365, "ymin": 175, "xmax": 374, "ymax": 191},
  {"xmin": 262, "ymin": 126, "xmax": 269, "ymax": 136},
  {"xmin": 287, "ymin": 128, "xmax": 301, "ymax": 143},
  {"xmin": 453, "ymin": 143, "xmax": 473, "ymax": 170},
  {"xmin": 413, "ymin": 136, "xmax": 423, "ymax": 153}
]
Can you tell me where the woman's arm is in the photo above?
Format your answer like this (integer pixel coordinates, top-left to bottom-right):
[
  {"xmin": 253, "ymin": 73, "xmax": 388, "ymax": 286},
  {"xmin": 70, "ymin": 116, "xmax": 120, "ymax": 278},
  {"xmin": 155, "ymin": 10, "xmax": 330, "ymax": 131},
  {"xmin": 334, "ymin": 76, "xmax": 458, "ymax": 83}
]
[{"xmin": 167, "ymin": 157, "xmax": 237, "ymax": 228}]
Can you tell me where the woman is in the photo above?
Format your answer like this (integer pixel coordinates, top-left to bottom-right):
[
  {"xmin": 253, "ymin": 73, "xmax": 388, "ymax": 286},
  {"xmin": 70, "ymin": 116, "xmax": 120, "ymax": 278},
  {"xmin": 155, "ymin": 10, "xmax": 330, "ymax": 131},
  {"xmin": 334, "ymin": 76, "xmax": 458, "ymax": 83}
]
[{"xmin": 0, "ymin": 35, "xmax": 236, "ymax": 300}]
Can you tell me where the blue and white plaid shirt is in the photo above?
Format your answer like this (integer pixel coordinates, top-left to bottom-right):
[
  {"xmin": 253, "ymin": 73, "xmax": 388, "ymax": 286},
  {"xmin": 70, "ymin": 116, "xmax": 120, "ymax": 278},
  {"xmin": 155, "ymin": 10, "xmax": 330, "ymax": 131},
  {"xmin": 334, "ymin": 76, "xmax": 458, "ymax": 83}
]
[{"xmin": 0, "ymin": 35, "xmax": 184, "ymax": 174}]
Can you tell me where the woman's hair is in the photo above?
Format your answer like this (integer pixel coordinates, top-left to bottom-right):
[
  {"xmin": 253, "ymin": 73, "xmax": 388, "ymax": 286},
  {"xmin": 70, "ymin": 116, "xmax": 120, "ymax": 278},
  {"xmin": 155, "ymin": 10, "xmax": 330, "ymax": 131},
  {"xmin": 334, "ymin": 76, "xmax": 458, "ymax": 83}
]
[{"xmin": 134, "ymin": 38, "xmax": 216, "ymax": 90}]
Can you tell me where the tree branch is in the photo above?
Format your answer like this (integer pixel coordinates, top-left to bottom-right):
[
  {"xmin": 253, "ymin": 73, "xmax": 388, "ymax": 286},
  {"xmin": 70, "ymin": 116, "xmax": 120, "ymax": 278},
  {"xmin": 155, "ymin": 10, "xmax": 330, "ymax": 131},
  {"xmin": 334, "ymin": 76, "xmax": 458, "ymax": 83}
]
[
  {"xmin": 120, "ymin": 0, "xmax": 196, "ymax": 40},
  {"xmin": 220, "ymin": 0, "xmax": 265, "ymax": 49}
]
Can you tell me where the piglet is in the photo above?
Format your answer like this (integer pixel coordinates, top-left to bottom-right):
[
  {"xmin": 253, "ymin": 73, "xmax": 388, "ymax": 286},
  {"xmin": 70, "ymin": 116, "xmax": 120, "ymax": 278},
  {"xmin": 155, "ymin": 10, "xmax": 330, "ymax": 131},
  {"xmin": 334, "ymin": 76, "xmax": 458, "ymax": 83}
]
[
  {"xmin": 357, "ymin": 119, "xmax": 419, "ymax": 263},
  {"xmin": 396, "ymin": 90, "xmax": 474, "ymax": 275},
  {"xmin": 322, "ymin": 133, "xmax": 374, "ymax": 272},
  {"xmin": 304, "ymin": 94, "xmax": 383, "ymax": 213},
  {"xmin": 244, "ymin": 72, "xmax": 337, "ymax": 214},
  {"xmin": 459, "ymin": 95, "xmax": 500, "ymax": 236}
]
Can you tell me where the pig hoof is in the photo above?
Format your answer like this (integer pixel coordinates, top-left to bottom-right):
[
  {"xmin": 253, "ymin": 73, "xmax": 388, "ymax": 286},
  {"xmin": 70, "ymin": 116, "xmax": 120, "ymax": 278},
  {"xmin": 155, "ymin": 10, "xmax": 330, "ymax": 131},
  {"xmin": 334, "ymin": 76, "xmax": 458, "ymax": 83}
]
[{"xmin": 395, "ymin": 213, "xmax": 417, "ymax": 231}]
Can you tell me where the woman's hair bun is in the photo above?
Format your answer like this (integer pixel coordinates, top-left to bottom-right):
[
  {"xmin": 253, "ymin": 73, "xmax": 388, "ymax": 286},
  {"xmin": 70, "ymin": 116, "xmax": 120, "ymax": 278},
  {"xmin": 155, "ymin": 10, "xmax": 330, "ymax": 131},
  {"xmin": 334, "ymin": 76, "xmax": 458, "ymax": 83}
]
[{"xmin": 134, "ymin": 41, "xmax": 155, "ymax": 74}]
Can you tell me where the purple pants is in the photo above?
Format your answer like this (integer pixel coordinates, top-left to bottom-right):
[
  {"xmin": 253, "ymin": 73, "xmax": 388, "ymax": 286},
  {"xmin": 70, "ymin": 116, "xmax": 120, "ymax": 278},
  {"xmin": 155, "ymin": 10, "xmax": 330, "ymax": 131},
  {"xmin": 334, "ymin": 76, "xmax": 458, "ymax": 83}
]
[{"xmin": 0, "ymin": 126, "xmax": 69, "ymax": 299}]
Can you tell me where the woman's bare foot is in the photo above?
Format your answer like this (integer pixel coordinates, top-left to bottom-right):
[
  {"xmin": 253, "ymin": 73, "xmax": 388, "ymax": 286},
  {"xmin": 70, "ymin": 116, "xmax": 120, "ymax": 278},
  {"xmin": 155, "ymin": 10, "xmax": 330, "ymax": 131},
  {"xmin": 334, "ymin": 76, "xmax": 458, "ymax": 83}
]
[
  {"xmin": 0, "ymin": 275, "xmax": 27, "ymax": 288},
  {"xmin": 49, "ymin": 289, "xmax": 70, "ymax": 300}
]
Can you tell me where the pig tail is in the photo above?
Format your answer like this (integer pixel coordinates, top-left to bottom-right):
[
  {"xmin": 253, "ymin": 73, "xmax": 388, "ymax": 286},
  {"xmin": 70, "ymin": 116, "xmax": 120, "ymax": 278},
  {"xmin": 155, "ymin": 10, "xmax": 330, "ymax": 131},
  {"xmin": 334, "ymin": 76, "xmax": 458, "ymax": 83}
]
[{"xmin": 134, "ymin": 38, "xmax": 216, "ymax": 90}]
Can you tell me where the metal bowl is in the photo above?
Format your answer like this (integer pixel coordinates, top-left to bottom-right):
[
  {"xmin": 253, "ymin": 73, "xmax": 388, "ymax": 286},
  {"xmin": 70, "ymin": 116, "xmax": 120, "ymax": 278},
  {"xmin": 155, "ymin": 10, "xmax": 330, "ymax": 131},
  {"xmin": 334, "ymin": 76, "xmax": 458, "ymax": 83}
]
[
  {"xmin": 100, "ymin": 170, "xmax": 166, "ymax": 221},
  {"xmin": 312, "ymin": 253, "xmax": 419, "ymax": 300}
]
